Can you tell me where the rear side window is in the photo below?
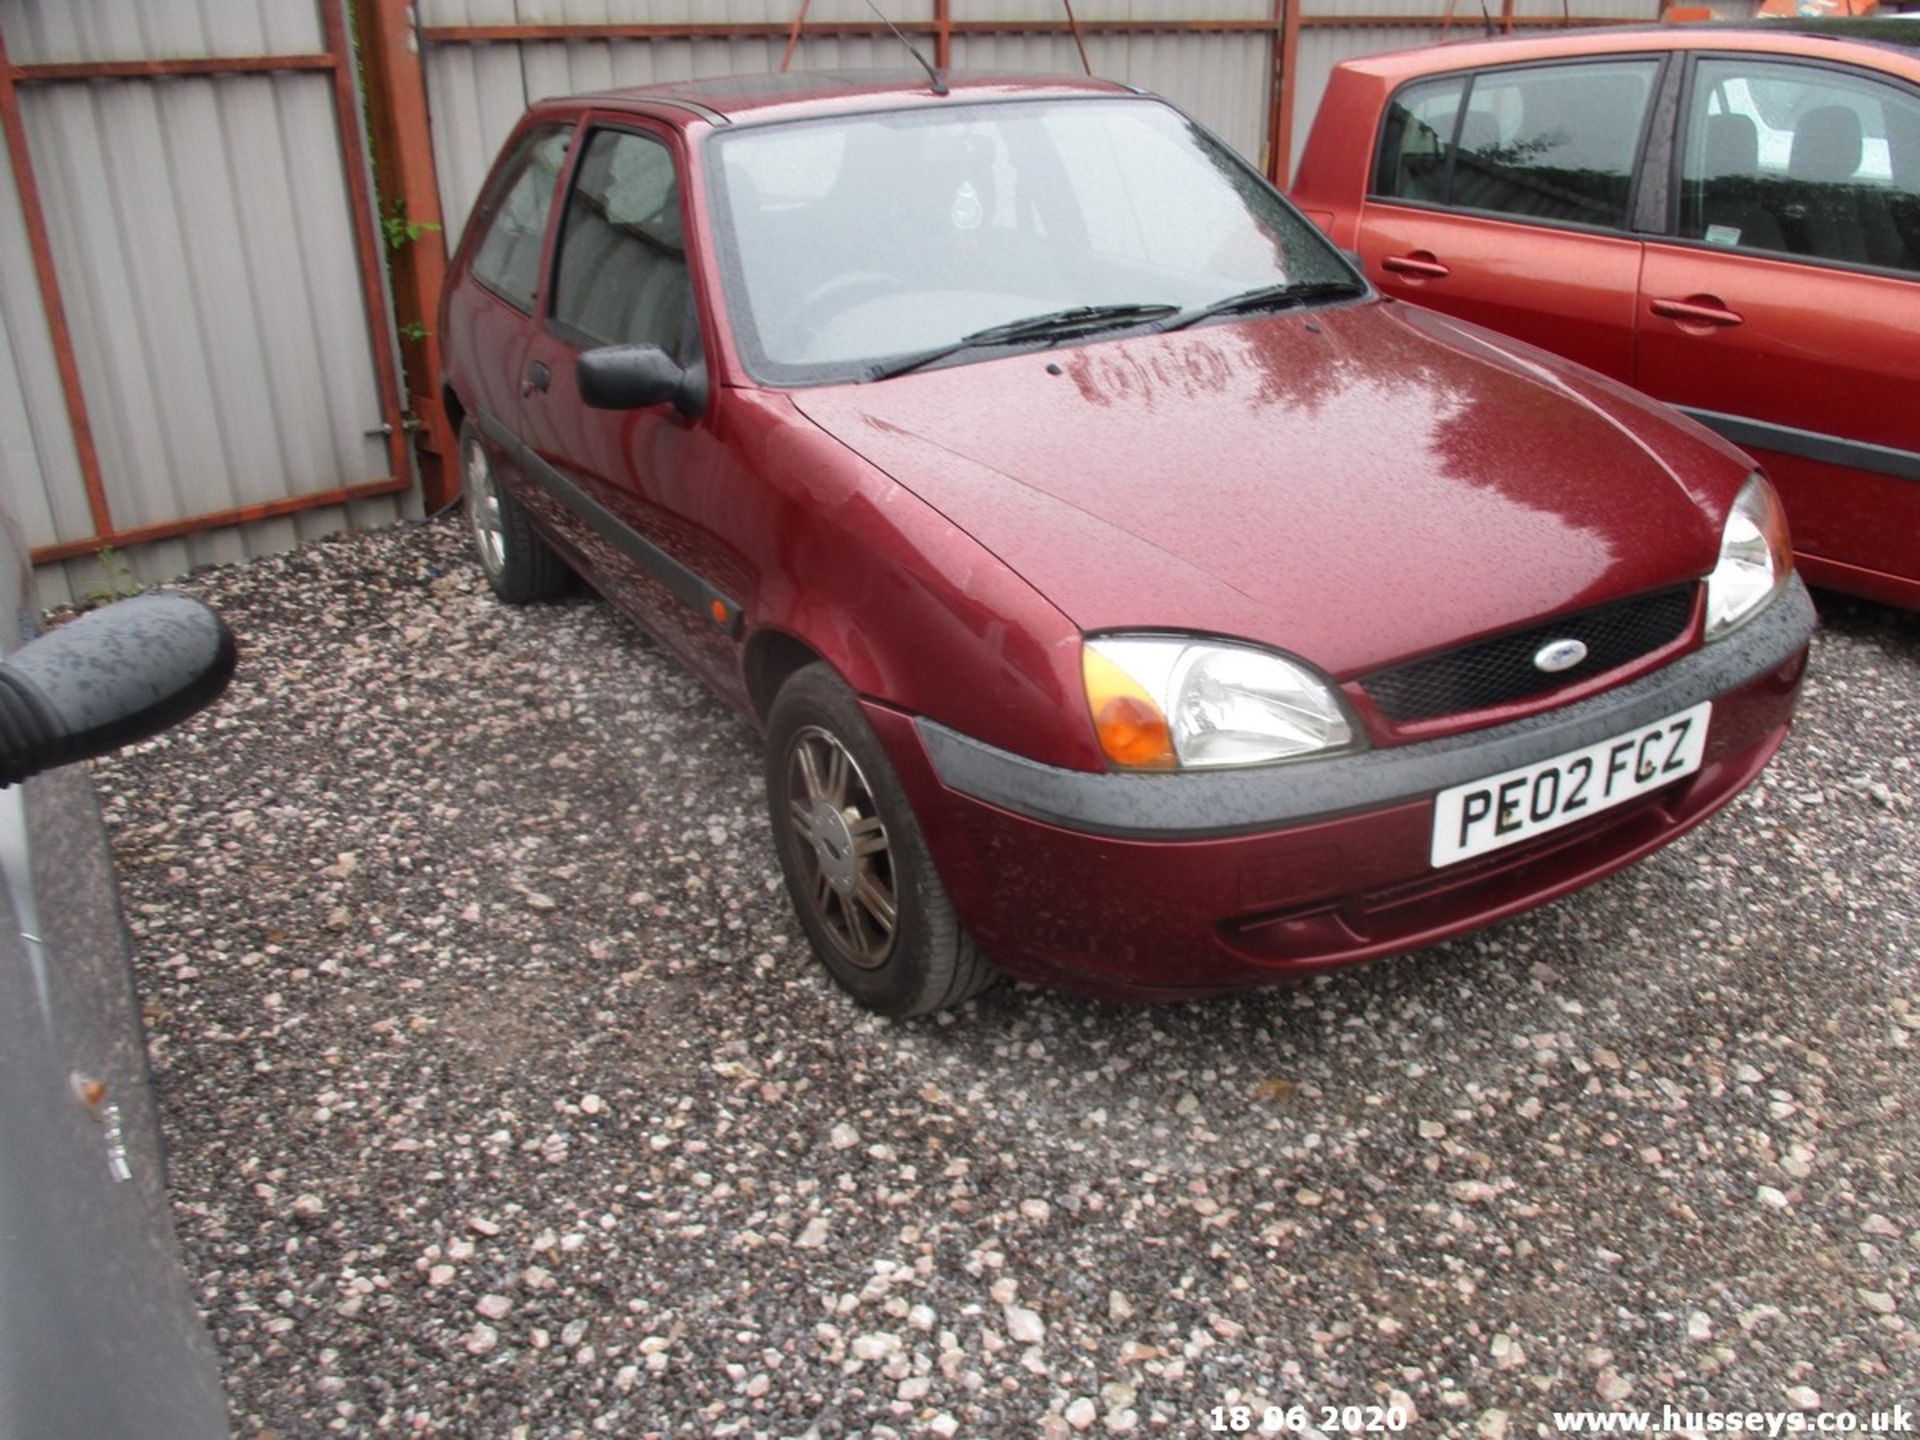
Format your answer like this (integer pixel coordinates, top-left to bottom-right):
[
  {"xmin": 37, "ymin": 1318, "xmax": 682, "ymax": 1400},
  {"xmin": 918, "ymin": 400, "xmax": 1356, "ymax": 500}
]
[
  {"xmin": 1374, "ymin": 60, "xmax": 1660, "ymax": 229},
  {"xmin": 552, "ymin": 128, "xmax": 696, "ymax": 359},
  {"xmin": 1680, "ymin": 58, "xmax": 1920, "ymax": 273},
  {"xmin": 1375, "ymin": 76, "xmax": 1468, "ymax": 203},
  {"xmin": 469, "ymin": 126, "xmax": 572, "ymax": 312}
]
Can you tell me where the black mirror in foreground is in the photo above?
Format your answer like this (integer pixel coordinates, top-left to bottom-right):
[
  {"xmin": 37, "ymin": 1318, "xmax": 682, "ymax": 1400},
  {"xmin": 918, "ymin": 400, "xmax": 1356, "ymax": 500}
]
[
  {"xmin": 577, "ymin": 344, "xmax": 707, "ymax": 418},
  {"xmin": 0, "ymin": 593, "xmax": 236, "ymax": 787}
]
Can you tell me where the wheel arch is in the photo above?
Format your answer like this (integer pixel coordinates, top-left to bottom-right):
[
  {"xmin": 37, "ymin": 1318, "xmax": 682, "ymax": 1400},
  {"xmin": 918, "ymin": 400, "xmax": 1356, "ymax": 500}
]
[{"xmin": 743, "ymin": 627, "xmax": 826, "ymax": 723}]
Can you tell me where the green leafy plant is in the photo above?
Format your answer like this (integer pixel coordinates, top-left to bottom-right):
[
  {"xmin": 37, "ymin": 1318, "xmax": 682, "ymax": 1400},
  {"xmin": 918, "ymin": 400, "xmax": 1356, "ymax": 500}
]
[
  {"xmin": 79, "ymin": 544, "xmax": 142, "ymax": 611},
  {"xmin": 381, "ymin": 200, "xmax": 441, "ymax": 253}
]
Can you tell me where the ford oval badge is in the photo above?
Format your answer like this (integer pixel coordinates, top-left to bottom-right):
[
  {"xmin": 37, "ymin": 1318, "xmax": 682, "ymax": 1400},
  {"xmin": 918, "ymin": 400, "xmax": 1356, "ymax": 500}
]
[{"xmin": 1533, "ymin": 638, "xmax": 1589, "ymax": 674}]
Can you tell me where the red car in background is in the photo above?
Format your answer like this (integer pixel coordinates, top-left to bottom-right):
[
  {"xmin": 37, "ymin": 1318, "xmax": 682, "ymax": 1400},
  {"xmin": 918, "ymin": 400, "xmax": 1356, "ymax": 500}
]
[
  {"xmin": 1292, "ymin": 18, "xmax": 1920, "ymax": 608},
  {"xmin": 441, "ymin": 71, "xmax": 1813, "ymax": 1015}
]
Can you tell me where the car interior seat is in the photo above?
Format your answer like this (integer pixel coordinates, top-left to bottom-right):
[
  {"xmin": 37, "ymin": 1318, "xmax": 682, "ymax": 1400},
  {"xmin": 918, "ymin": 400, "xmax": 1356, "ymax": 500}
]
[
  {"xmin": 1694, "ymin": 112, "xmax": 1786, "ymax": 252},
  {"xmin": 1782, "ymin": 104, "xmax": 1870, "ymax": 264}
]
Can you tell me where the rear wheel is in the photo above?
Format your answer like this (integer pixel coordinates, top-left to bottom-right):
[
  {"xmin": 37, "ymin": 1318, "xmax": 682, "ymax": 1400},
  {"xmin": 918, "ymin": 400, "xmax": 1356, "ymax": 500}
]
[
  {"xmin": 766, "ymin": 664, "xmax": 997, "ymax": 1017},
  {"xmin": 460, "ymin": 419, "xmax": 568, "ymax": 603}
]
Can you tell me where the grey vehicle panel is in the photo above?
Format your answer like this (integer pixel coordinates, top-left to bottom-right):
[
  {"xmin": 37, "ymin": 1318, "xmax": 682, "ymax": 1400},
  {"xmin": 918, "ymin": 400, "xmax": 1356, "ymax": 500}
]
[{"xmin": 0, "ymin": 510, "xmax": 228, "ymax": 1440}]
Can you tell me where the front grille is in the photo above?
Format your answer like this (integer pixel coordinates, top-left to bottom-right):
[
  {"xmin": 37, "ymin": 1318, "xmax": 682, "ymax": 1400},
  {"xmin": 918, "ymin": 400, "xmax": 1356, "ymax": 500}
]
[{"xmin": 1361, "ymin": 585, "xmax": 1695, "ymax": 724}]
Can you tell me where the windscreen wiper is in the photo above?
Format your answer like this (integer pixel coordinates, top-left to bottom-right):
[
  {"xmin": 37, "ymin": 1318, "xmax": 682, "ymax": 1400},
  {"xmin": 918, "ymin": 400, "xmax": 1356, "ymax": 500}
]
[
  {"xmin": 867, "ymin": 302, "xmax": 1179, "ymax": 382},
  {"xmin": 1157, "ymin": 279, "xmax": 1367, "ymax": 334}
]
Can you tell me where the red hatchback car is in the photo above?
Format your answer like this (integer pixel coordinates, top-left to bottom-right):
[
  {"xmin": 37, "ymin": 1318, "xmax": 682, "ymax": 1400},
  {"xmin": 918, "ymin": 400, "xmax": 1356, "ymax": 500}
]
[
  {"xmin": 441, "ymin": 70, "xmax": 1814, "ymax": 1015},
  {"xmin": 1292, "ymin": 18, "xmax": 1920, "ymax": 608}
]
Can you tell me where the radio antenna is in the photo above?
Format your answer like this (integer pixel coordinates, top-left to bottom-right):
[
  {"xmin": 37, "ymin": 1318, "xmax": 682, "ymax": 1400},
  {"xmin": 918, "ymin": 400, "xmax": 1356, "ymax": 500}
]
[{"xmin": 862, "ymin": 0, "xmax": 947, "ymax": 95}]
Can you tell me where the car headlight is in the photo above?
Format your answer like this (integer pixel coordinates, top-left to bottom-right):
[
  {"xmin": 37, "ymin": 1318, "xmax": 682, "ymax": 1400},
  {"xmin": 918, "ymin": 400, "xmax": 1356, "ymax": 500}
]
[
  {"xmin": 1705, "ymin": 473, "xmax": 1791, "ymax": 641},
  {"xmin": 1082, "ymin": 635, "xmax": 1359, "ymax": 770}
]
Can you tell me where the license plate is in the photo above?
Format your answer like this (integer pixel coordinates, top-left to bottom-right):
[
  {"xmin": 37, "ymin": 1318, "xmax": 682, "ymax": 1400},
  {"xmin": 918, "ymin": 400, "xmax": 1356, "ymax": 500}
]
[{"xmin": 1430, "ymin": 701, "xmax": 1711, "ymax": 868}]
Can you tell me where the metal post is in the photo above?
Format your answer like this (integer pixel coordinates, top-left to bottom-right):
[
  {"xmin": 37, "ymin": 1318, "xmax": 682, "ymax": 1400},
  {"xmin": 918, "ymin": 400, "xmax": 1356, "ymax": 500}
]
[
  {"xmin": 353, "ymin": 0, "xmax": 460, "ymax": 509},
  {"xmin": 0, "ymin": 24, "xmax": 114, "ymax": 545},
  {"xmin": 1270, "ymin": 0, "xmax": 1301, "ymax": 187},
  {"xmin": 323, "ymin": 0, "xmax": 413, "ymax": 497}
]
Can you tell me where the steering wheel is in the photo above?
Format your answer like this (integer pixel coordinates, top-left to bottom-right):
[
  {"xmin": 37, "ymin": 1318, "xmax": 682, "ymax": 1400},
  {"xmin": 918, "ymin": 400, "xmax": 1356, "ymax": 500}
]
[{"xmin": 779, "ymin": 271, "xmax": 900, "ymax": 349}]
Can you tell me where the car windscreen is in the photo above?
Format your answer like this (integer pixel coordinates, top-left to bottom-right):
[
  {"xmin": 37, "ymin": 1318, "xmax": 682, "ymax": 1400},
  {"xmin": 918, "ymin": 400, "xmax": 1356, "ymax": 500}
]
[{"xmin": 705, "ymin": 97, "xmax": 1360, "ymax": 385}]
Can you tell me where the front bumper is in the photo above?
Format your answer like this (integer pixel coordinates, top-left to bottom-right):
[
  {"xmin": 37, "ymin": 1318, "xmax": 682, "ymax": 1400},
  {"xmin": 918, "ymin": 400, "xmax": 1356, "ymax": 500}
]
[{"xmin": 866, "ymin": 577, "xmax": 1817, "ymax": 997}]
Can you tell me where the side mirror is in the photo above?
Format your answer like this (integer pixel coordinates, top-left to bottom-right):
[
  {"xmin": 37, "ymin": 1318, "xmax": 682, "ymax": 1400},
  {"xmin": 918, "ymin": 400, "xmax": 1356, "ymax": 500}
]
[
  {"xmin": 0, "ymin": 593, "xmax": 236, "ymax": 788},
  {"xmin": 577, "ymin": 345, "xmax": 706, "ymax": 418}
]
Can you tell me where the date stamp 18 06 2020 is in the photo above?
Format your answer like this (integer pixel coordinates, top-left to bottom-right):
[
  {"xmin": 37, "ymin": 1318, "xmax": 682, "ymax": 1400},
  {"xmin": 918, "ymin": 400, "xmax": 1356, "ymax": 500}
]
[{"xmin": 1206, "ymin": 1402, "xmax": 1413, "ymax": 1434}]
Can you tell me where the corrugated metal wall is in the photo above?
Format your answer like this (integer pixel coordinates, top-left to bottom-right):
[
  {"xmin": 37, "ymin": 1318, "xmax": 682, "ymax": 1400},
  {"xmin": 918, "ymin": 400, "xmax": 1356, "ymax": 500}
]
[
  {"xmin": 0, "ymin": 0, "xmax": 415, "ymax": 607},
  {"xmin": 420, "ymin": 0, "xmax": 1677, "ymax": 248},
  {"xmin": 419, "ymin": 1, "xmax": 1283, "ymax": 246}
]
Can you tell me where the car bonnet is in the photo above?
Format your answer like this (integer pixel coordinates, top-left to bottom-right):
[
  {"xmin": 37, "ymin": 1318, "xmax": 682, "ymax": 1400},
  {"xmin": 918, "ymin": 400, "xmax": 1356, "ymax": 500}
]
[{"xmin": 788, "ymin": 300, "xmax": 1736, "ymax": 678}]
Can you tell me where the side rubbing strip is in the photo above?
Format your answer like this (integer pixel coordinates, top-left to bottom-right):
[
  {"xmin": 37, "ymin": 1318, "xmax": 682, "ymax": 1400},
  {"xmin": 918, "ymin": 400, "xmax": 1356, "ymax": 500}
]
[
  {"xmin": 474, "ymin": 409, "xmax": 742, "ymax": 636},
  {"xmin": 1681, "ymin": 408, "xmax": 1920, "ymax": 484}
]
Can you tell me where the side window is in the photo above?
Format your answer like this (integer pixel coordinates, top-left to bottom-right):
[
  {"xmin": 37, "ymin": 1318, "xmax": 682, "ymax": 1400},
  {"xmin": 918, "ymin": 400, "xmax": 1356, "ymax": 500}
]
[
  {"xmin": 1374, "ymin": 75, "xmax": 1467, "ymax": 204},
  {"xmin": 1448, "ymin": 61, "xmax": 1660, "ymax": 228},
  {"xmin": 1680, "ymin": 58, "xmax": 1920, "ymax": 274},
  {"xmin": 552, "ymin": 129, "xmax": 695, "ymax": 359},
  {"xmin": 470, "ymin": 126, "xmax": 572, "ymax": 313}
]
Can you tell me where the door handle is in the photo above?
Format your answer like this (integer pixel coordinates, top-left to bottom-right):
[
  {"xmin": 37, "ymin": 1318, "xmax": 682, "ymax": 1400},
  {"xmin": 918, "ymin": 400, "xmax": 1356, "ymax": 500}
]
[
  {"xmin": 1381, "ymin": 252, "xmax": 1450, "ymax": 280},
  {"xmin": 521, "ymin": 361, "xmax": 551, "ymax": 396},
  {"xmin": 1649, "ymin": 296, "xmax": 1743, "ymax": 328}
]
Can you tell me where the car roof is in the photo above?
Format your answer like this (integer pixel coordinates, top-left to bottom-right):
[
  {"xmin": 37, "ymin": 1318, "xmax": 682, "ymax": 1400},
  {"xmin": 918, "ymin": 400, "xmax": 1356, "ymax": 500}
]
[
  {"xmin": 535, "ymin": 68, "xmax": 1139, "ymax": 127},
  {"xmin": 1330, "ymin": 17, "xmax": 1920, "ymax": 79}
]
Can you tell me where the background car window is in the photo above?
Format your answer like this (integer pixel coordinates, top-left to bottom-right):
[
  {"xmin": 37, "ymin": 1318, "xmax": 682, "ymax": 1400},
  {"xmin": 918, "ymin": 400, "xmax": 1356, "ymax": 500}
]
[
  {"xmin": 470, "ymin": 126, "xmax": 572, "ymax": 313},
  {"xmin": 552, "ymin": 129, "xmax": 695, "ymax": 358},
  {"xmin": 1680, "ymin": 59, "xmax": 1920, "ymax": 273},
  {"xmin": 1445, "ymin": 61, "xmax": 1659, "ymax": 227},
  {"xmin": 1374, "ymin": 75, "xmax": 1468, "ymax": 203}
]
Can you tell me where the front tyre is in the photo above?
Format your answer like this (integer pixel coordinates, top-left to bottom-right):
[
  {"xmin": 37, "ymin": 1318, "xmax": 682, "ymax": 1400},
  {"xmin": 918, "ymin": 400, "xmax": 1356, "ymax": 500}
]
[
  {"xmin": 765, "ymin": 664, "xmax": 997, "ymax": 1017},
  {"xmin": 460, "ymin": 418, "xmax": 568, "ymax": 604}
]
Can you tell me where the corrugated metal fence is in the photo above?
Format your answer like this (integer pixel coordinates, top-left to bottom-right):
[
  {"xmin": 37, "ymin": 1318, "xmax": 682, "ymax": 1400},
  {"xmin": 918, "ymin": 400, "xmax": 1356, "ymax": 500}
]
[
  {"xmin": 414, "ymin": 0, "xmax": 1666, "ymax": 255},
  {"xmin": 0, "ymin": 0, "xmax": 413, "ymax": 606},
  {"xmin": 417, "ymin": 2, "xmax": 1288, "ymax": 248}
]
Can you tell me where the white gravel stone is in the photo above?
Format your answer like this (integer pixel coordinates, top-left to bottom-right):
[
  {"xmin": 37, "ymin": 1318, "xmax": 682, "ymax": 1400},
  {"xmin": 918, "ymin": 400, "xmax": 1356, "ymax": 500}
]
[
  {"xmin": 1003, "ymin": 1305, "xmax": 1045, "ymax": 1345},
  {"xmin": 90, "ymin": 518, "xmax": 1919, "ymax": 1439}
]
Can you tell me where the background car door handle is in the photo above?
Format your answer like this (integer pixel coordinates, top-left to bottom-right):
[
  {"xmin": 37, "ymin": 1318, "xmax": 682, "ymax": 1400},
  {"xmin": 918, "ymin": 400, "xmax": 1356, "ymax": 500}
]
[
  {"xmin": 522, "ymin": 361, "xmax": 551, "ymax": 396},
  {"xmin": 1381, "ymin": 252, "xmax": 1450, "ymax": 279},
  {"xmin": 1649, "ymin": 296, "xmax": 1743, "ymax": 328}
]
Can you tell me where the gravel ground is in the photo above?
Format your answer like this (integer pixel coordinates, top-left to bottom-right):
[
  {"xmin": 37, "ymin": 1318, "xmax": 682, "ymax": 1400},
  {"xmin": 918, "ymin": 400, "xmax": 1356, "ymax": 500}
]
[{"xmin": 94, "ymin": 515, "xmax": 1917, "ymax": 1439}]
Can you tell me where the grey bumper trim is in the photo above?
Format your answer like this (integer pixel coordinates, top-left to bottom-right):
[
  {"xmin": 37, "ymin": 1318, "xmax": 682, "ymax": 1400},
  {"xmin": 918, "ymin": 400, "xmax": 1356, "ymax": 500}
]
[{"xmin": 917, "ymin": 576, "xmax": 1815, "ymax": 841}]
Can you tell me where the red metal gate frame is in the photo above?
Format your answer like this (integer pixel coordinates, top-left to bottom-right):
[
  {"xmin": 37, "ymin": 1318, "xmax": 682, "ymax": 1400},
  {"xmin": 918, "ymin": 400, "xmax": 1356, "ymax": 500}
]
[{"xmin": 3, "ymin": 0, "xmax": 411, "ymax": 568}]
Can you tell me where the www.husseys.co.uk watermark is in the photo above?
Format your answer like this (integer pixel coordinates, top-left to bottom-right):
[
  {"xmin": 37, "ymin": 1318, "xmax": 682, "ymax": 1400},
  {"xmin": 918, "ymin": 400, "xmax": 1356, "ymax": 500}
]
[{"xmin": 1551, "ymin": 1405, "xmax": 1913, "ymax": 1434}]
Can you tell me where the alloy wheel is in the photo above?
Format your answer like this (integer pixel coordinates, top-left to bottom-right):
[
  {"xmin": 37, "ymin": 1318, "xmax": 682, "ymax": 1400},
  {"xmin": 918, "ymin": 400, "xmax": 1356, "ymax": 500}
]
[
  {"xmin": 784, "ymin": 725, "xmax": 897, "ymax": 970},
  {"xmin": 464, "ymin": 437, "xmax": 506, "ymax": 581}
]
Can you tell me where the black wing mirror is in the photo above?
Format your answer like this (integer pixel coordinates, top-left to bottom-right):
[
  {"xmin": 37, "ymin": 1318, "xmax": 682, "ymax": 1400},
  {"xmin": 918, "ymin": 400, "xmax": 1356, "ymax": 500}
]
[
  {"xmin": 0, "ymin": 593, "xmax": 236, "ymax": 788},
  {"xmin": 577, "ymin": 345, "xmax": 706, "ymax": 418}
]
